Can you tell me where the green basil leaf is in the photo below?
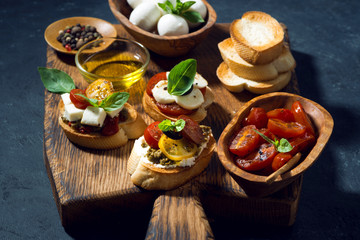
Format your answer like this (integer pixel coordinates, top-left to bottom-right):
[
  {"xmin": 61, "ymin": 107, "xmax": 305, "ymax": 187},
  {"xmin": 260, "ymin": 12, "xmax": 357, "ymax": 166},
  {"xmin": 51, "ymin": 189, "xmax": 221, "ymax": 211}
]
[
  {"xmin": 76, "ymin": 93, "xmax": 99, "ymax": 107},
  {"xmin": 38, "ymin": 67, "xmax": 76, "ymax": 93},
  {"xmin": 278, "ymin": 138, "xmax": 294, "ymax": 153},
  {"xmin": 99, "ymin": 92, "xmax": 130, "ymax": 112},
  {"xmin": 181, "ymin": 1, "xmax": 196, "ymax": 12},
  {"xmin": 167, "ymin": 59, "xmax": 197, "ymax": 96},
  {"xmin": 182, "ymin": 10, "xmax": 204, "ymax": 23},
  {"xmin": 174, "ymin": 119, "xmax": 186, "ymax": 132},
  {"xmin": 158, "ymin": 119, "xmax": 173, "ymax": 132},
  {"xmin": 158, "ymin": 3, "xmax": 172, "ymax": 14}
]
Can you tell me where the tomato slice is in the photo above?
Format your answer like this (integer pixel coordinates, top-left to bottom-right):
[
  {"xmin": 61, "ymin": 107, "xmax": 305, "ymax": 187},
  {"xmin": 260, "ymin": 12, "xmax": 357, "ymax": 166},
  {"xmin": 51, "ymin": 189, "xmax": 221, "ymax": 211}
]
[
  {"xmin": 235, "ymin": 143, "xmax": 277, "ymax": 172},
  {"xmin": 101, "ymin": 115, "xmax": 119, "ymax": 136},
  {"xmin": 288, "ymin": 132, "xmax": 316, "ymax": 155},
  {"xmin": 177, "ymin": 115, "xmax": 203, "ymax": 144},
  {"xmin": 69, "ymin": 89, "xmax": 91, "ymax": 109},
  {"xmin": 146, "ymin": 72, "xmax": 167, "ymax": 97},
  {"xmin": 144, "ymin": 121, "xmax": 163, "ymax": 149},
  {"xmin": 291, "ymin": 101, "xmax": 315, "ymax": 135},
  {"xmin": 242, "ymin": 107, "xmax": 268, "ymax": 129},
  {"xmin": 258, "ymin": 128, "xmax": 276, "ymax": 144},
  {"xmin": 229, "ymin": 125, "xmax": 260, "ymax": 157},
  {"xmin": 155, "ymin": 101, "xmax": 195, "ymax": 116},
  {"xmin": 267, "ymin": 118, "xmax": 306, "ymax": 138},
  {"xmin": 266, "ymin": 108, "xmax": 295, "ymax": 122},
  {"xmin": 158, "ymin": 134, "xmax": 197, "ymax": 161},
  {"xmin": 272, "ymin": 152, "xmax": 293, "ymax": 171}
]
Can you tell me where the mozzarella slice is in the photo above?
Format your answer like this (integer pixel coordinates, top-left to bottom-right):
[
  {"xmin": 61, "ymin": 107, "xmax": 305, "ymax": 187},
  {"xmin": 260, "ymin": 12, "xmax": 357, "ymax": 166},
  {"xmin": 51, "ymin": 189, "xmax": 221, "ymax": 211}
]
[
  {"xmin": 63, "ymin": 103, "xmax": 84, "ymax": 122},
  {"xmin": 152, "ymin": 80, "xmax": 175, "ymax": 104},
  {"xmin": 174, "ymin": 88, "xmax": 204, "ymax": 110},
  {"xmin": 81, "ymin": 106, "xmax": 106, "ymax": 127},
  {"xmin": 106, "ymin": 105, "xmax": 124, "ymax": 118},
  {"xmin": 193, "ymin": 73, "xmax": 208, "ymax": 89},
  {"xmin": 129, "ymin": 2, "xmax": 162, "ymax": 31},
  {"xmin": 61, "ymin": 93, "xmax": 72, "ymax": 105}
]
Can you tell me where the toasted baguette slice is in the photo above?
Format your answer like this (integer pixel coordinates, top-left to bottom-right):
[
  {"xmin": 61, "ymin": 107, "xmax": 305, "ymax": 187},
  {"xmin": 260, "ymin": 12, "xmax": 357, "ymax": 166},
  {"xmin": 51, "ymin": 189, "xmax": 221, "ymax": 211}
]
[
  {"xmin": 128, "ymin": 134, "xmax": 216, "ymax": 190},
  {"xmin": 218, "ymin": 38, "xmax": 295, "ymax": 81},
  {"xmin": 142, "ymin": 86, "xmax": 214, "ymax": 123},
  {"xmin": 216, "ymin": 61, "xmax": 291, "ymax": 94},
  {"xmin": 230, "ymin": 11, "xmax": 284, "ymax": 65},
  {"xmin": 58, "ymin": 102, "xmax": 147, "ymax": 149}
]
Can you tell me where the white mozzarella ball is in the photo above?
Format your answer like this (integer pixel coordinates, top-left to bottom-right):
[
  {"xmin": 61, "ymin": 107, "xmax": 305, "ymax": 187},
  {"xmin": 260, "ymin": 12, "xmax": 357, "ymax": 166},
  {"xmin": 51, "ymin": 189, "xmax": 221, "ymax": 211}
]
[
  {"xmin": 152, "ymin": 80, "xmax": 175, "ymax": 104},
  {"xmin": 174, "ymin": 88, "xmax": 204, "ymax": 110},
  {"xmin": 193, "ymin": 73, "xmax": 208, "ymax": 88},
  {"xmin": 129, "ymin": 2, "xmax": 162, "ymax": 31},
  {"xmin": 127, "ymin": 0, "xmax": 145, "ymax": 9},
  {"xmin": 181, "ymin": 0, "xmax": 207, "ymax": 29},
  {"xmin": 157, "ymin": 14, "xmax": 189, "ymax": 36}
]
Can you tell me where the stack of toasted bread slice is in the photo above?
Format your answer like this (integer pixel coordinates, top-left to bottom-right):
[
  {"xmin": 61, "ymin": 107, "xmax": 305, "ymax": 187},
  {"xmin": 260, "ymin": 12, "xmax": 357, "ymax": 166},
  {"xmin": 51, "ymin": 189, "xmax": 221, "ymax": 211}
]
[{"xmin": 216, "ymin": 11, "xmax": 296, "ymax": 94}]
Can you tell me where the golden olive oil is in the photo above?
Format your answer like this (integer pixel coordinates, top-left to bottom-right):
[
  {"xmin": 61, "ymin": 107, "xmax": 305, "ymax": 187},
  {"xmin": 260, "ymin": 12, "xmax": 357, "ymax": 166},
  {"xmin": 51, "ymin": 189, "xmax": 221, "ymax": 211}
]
[{"xmin": 82, "ymin": 51, "xmax": 145, "ymax": 90}]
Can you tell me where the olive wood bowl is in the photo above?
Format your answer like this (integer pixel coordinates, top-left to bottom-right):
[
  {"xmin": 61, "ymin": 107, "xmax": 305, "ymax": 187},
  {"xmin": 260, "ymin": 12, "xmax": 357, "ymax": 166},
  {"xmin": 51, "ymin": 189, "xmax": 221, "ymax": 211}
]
[
  {"xmin": 108, "ymin": 0, "xmax": 217, "ymax": 57},
  {"xmin": 217, "ymin": 92, "xmax": 334, "ymax": 197}
]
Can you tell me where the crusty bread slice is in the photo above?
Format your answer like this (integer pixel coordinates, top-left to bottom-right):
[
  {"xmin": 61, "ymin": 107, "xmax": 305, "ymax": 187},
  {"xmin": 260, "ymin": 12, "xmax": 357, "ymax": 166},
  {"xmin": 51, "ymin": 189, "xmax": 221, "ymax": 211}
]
[
  {"xmin": 216, "ymin": 61, "xmax": 292, "ymax": 94},
  {"xmin": 230, "ymin": 11, "xmax": 285, "ymax": 65},
  {"xmin": 218, "ymin": 38, "xmax": 295, "ymax": 81},
  {"xmin": 128, "ymin": 134, "xmax": 216, "ymax": 190},
  {"xmin": 142, "ymin": 86, "xmax": 214, "ymax": 123},
  {"xmin": 58, "ymin": 102, "xmax": 146, "ymax": 149}
]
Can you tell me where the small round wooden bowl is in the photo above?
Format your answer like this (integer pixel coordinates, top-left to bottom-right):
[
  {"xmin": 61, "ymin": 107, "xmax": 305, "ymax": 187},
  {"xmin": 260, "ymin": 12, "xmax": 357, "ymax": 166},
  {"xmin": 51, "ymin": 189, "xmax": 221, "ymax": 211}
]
[
  {"xmin": 217, "ymin": 92, "xmax": 334, "ymax": 197},
  {"xmin": 108, "ymin": 0, "xmax": 217, "ymax": 57}
]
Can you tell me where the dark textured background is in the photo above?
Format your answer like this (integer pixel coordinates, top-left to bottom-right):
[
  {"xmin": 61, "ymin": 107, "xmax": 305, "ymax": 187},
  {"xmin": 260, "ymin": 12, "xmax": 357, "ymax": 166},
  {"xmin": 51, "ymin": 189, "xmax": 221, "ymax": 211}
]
[{"xmin": 1, "ymin": 0, "xmax": 359, "ymax": 239}]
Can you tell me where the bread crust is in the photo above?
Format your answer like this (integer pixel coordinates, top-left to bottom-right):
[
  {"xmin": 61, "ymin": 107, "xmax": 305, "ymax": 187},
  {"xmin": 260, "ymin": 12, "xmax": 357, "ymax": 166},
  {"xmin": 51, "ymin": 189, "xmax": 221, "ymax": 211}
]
[
  {"xmin": 216, "ymin": 61, "xmax": 292, "ymax": 94},
  {"xmin": 58, "ymin": 101, "xmax": 146, "ymax": 149},
  {"xmin": 142, "ymin": 87, "xmax": 214, "ymax": 123},
  {"xmin": 128, "ymin": 134, "xmax": 216, "ymax": 190},
  {"xmin": 230, "ymin": 11, "xmax": 285, "ymax": 65}
]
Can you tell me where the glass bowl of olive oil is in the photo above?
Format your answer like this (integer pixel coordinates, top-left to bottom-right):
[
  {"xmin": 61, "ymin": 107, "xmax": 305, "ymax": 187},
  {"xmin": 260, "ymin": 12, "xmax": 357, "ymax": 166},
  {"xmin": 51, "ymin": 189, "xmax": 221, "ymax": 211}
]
[{"xmin": 75, "ymin": 37, "xmax": 150, "ymax": 90}]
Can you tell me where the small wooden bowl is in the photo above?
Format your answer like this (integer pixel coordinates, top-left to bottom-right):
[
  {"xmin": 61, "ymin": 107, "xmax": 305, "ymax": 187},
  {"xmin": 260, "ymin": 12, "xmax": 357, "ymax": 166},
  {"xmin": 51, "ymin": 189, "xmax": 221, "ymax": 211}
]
[
  {"xmin": 108, "ymin": 0, "xmax": 217, "ymax": 57},
  {"xmin": 217, "ymin": 92, "xmax": 334, "ymax": 197},
  {"xmin": 44, "ymin": 16, "xmax": 117, "ymax": 55}
]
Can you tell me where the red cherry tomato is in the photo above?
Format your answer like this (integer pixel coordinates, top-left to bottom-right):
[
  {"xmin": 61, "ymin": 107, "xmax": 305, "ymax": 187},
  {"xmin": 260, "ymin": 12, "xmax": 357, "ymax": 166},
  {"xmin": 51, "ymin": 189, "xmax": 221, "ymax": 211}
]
[
  {"xmin": 288, "ymin": 132, "xmax": 316, "ymax": 155},
  {"xmin": 146, "ymin": 72, "xmax": 167, "ymax": 97},
  {"xmin": 229, "ymin": 125, "xmax": 260, "ymax": 157},
  {"xmin": 267, "ymin": 118, "xmax": 306, "ymax": 138},
  {"xmin": 258, "ymin": 128, "xmax": 277, "ymax": 144},
  {"xmin": 69, "ymin": 89, "xmax": 91, "ymax": 109},
  {"xmin": 198, "ymin": 87, "xmax": 206, "ymax": 96},
  {"xmin": 155, "ymin": 102, "xmax": 195, "ymax": 116},
  {"xmin": 178, "ymin": 115, "xmax": 203, "ymax": 144},
  {"xmin": 272, "ymin": 152, "xmax": 293, "ymax": 171},
  {"xmin": 266, "ymin": 108, "xmax": 295, "ymax": 122},
  {"xmin": 242, "ymin": 107, "xmax": 268, "ymax": 129},
  {"xmin": 291, "ymin": 101, "xmax": 315, "ymax": 136},
  {"xmin": 144, "ymin": 121, "xmax": 163, "ymax": 149},
  {"xmin": 101, "ymin": 116, "xmax": 119, "ymax": 136},
  {"xmin": 235, "ymin": 143, "xmax": 277, "ymax": 172}
]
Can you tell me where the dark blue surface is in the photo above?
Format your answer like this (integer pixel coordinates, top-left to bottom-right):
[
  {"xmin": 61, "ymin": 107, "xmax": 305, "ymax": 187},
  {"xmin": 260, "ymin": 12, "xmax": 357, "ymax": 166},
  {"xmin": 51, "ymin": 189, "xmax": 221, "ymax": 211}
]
[{"xmin": 1, "ymin": 0, "xmax": 359, "ymax": 239}]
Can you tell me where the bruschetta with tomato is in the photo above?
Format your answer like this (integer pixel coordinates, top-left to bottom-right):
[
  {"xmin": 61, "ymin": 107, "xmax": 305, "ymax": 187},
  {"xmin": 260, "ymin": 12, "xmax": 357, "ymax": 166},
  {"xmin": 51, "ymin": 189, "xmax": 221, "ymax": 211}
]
[
  {"xmin": 143, "ymin": 59, "xmax": 214, "ymax": 123},
  {"xmin": 127, "ymin": 115, "xmax": 216, "ymax": 190}
]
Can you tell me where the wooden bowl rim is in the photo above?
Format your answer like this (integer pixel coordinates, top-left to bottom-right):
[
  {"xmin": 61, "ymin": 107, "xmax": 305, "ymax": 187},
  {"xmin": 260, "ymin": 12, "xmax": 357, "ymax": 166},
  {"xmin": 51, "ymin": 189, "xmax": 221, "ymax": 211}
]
[
  {"xmin": 217, "ymin": 92, "xmax": 334, "ymax": 184},
  {"xmin": 108, "ymin": 0, "xmax": 217, "ymax": 40},
  {"xmin": 44, "ymin": 16, "xmax": 117, "ymax": 55}
]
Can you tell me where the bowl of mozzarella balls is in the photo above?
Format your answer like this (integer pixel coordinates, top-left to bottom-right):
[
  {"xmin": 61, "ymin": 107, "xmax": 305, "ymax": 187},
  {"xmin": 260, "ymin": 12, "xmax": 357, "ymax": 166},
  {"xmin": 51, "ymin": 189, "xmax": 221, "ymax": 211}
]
[{"xmin": 109, "ymin": 0, "xmax": 217, "ymax": 57}]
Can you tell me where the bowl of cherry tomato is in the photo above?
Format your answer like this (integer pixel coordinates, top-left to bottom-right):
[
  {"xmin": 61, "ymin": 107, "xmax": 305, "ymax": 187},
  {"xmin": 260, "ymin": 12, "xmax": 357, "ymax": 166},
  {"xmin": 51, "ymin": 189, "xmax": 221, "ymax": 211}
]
[{"xmin": 217, "ymin": 92, "xmax": 334, "ymax": 197}]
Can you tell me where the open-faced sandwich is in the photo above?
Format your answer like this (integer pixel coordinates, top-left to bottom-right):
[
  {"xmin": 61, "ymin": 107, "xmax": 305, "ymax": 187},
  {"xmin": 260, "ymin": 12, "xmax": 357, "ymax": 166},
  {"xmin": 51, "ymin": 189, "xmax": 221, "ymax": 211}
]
[
  {"xmin": 127, "ymin": 115, "xmax": 216, "ymax": 190},
  {"xmin": 143, "ymin": 58, "xmax": 214, "ymax": 122},
  {"xmin": 39, "ymin": 67, "xmax": 146, "ymax": 149}
]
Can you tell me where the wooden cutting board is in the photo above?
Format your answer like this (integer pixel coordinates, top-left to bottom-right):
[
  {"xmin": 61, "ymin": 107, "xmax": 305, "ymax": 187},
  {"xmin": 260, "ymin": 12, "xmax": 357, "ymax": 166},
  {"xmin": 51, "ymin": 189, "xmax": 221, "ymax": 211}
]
[{"xmin": 43, "ymin": 23, "xmax": 302, "ymax": 239}]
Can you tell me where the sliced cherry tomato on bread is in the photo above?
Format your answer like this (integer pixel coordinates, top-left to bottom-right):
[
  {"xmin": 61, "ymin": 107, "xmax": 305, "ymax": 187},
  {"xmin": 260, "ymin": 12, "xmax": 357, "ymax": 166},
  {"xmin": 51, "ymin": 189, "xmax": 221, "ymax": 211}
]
[
  {"xmin": 101, "ymin": 116, "xmax": 119, "ymax": 136},
  {"xmin": 235, "ymin": 143, "xmax": 277, "ymax": 172},
  {"xmin": 242, "ymin": 107, "xmax": 268, "ymax": 129},
  {"xmin": 229, "ymin": 125, "xmax": 260, "ymax": 157},
  {"xmin": 291, "ymin": 101, "xmax": 315, "ymax": 135},
  {"xmin": 272, "ymin": 152, "xmax": 293, "ymax": 171},
  {"xmin": 266, "ymin": 108, "xmax": 295, "ymax": 122},
  {"xmin": 146, "ymin": 72, "xmax": 167, "ymax": 97},
  {"xmin": 144, "ymin": 121, "xmax": 163, "ymax": 149},
  {"xmin": 177, "ymin": 115, "xmax": 203, "ymax": 144},
  {"xmin": 69, "ymin": 89, "xmax": 91, "ymax": 109},
  {"xmin": 155, "ymin": 101, "xmax": 195, "ymax": 116},
  {"xmin": 158, "ymin": 134, "xmax": 197, "ymax": 161},
  {"xmin": 267, "ymin": 118, "xmax": 306, "ymax": 138}
]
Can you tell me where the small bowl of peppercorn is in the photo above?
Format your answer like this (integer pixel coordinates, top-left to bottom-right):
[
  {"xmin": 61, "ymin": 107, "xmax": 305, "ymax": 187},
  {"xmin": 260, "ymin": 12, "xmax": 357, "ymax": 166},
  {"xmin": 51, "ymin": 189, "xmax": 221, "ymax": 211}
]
[{"xmin": 44, "ymin": 16, "xmax": 117, "ymax": 54}]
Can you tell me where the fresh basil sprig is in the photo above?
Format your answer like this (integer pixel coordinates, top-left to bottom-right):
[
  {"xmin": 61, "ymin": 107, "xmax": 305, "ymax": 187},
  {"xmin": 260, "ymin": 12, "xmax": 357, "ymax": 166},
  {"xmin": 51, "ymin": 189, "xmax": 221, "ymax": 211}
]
[
  {"xmin": 77, "ymin": 92, "xmax": 130, "ymax": 112},
  {"xmin": 158, "ymin": 0, "xmax": 204, "ymax": 23},
  {"xmin": 38, "ymin": 67, "xmax": 76, "ymax": 93},
  {"xmin": 158, "ymin": 119, "xmax": 186, "ymax": 132},
  {"xmin": 167, "ymin": 58, "xmax": 197, "ymax": 96},
  {"xmin": 254, "ymin": 129, "xmax": 293, "ymax": 153}
]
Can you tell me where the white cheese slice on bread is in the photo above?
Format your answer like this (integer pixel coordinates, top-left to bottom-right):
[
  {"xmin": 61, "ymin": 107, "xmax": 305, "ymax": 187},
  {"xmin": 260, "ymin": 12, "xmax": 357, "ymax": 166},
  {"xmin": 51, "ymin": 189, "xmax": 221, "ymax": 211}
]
[
  {"xmin": 81, "ymin": 106, "xmax": 106, "ymax": 127},
  {"xmin": 61, "ymin": 93, "xmax": 72, "ymax": 105},
  {"xmin": 174, "ymin": 88, "xmax": 204, "ymax": 110},
  {"xmin": 64, "ymin": 103, "xmax": 85, "ymax": 122}
]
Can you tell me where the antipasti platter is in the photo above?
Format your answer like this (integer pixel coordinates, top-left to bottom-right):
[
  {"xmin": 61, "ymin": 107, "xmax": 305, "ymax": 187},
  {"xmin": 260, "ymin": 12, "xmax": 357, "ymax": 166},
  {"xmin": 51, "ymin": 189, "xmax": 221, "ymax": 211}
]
[{"xmin": 44, "ymin": 22, "xmax": 318, "ymax": 239}]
